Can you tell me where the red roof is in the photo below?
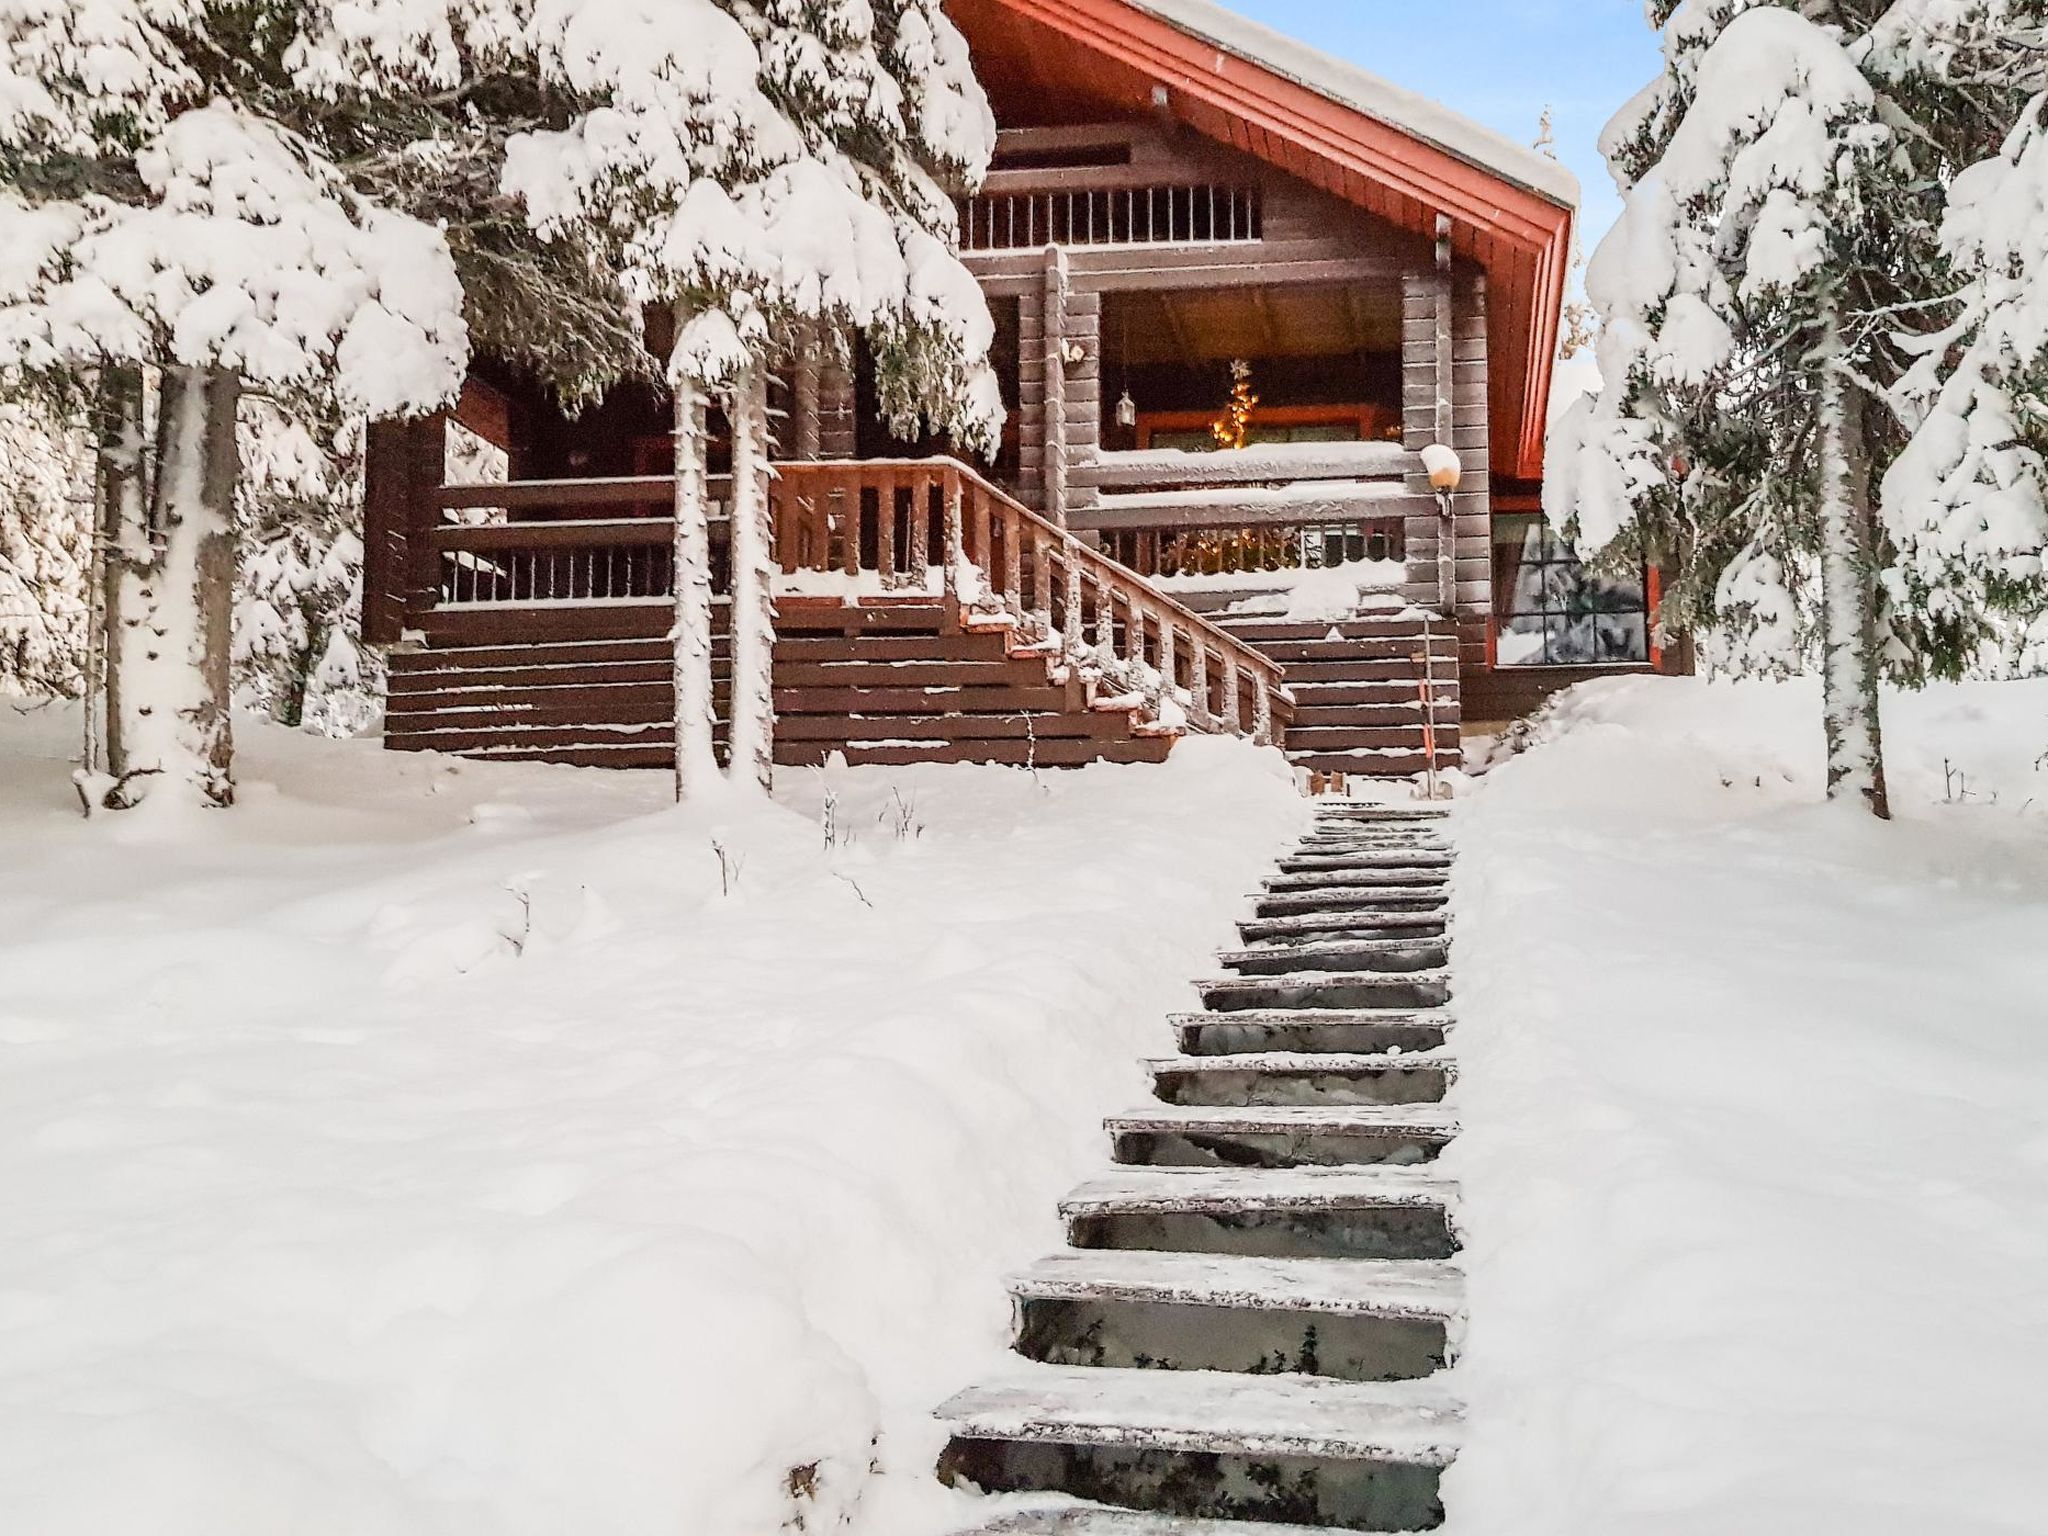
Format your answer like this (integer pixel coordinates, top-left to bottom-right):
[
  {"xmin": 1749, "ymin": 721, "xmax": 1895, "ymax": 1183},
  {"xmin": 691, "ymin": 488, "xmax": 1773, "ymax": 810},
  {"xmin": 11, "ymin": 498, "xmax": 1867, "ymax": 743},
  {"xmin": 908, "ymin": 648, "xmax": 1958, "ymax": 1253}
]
[{"xmin": 947, "ymin": 0, "xmax": 1578, "ymax": 483}]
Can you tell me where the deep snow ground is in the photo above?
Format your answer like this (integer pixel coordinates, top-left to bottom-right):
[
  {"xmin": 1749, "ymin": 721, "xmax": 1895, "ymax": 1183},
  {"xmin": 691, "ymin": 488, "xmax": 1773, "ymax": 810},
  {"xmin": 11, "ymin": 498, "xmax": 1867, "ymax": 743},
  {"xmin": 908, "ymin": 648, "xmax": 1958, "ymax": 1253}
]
[
  {"xmin": 0, "ymin": 707, "xmax": 1309, "ymax": 1536},
  {"xmin": 1447, "ymin": 677, "xmax": 2048, "ymax": 1536}
]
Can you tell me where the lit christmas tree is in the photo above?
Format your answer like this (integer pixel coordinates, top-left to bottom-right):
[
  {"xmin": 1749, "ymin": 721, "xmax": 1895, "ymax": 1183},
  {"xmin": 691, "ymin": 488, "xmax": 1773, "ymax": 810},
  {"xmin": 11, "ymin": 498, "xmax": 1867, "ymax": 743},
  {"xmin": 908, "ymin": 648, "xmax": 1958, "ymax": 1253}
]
[{"xmin": 1211, "ymin": 358, "xmax": 1259, "ymax": 450}]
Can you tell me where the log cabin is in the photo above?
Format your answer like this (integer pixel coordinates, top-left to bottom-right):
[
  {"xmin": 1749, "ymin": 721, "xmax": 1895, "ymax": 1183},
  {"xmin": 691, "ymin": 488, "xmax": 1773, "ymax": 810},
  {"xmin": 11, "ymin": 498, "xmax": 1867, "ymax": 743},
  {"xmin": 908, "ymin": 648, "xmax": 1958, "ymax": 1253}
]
[{"xmin": 362, "ymin": 0, "xmax": 1681, "ymax": 780}]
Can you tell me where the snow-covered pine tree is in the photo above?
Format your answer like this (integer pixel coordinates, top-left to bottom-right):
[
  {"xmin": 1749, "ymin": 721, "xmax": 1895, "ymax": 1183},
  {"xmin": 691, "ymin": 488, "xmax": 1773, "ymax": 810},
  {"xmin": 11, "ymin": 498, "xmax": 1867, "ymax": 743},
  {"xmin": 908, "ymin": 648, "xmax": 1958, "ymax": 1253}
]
[
  {"xmin": 235, "ymin": 400, "xmax": 380, "ymax": 734},
  {"xmin": 1873, "ymin": 3, "xmax": 2048, "ymax": 676},
  {"xmin": 1552, "ymin": 1, "xmax": 2036, "ymax": 817},
  {"xmin": 0, "ymin": 5, "xmax": 470, "ymax": 808},
  {"xmin": 497, "ymin": 0, "xmax": 1004, "ymax": 795},
  {"xmin": 0, "ymin": 393, "xmax": 89, "ymax": 696}
]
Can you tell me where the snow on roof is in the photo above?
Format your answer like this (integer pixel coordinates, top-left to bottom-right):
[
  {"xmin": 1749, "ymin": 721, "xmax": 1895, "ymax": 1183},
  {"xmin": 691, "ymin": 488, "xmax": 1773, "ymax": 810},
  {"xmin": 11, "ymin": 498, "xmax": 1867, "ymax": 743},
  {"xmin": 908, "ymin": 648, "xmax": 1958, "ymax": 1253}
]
[{"xmin": 1122, "ymin": 0, "xmax": 1581, "ymax": 211}]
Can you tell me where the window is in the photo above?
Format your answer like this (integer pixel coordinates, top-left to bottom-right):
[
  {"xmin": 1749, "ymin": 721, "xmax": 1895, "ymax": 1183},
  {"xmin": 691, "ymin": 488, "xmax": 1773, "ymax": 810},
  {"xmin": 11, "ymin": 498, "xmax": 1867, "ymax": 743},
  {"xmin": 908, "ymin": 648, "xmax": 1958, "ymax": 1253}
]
[
  {"xmin": 1144, "ymin": 420, "xmax": 1366, "ymax": 453},
  {"xmin": 1493, "ymin": 513, "xmax": 1650, "ymax": 668}
]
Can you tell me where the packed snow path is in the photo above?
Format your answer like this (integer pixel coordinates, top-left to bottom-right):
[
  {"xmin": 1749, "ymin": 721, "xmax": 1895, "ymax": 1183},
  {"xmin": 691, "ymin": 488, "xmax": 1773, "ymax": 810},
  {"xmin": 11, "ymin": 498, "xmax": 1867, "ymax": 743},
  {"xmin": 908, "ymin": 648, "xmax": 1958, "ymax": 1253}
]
[{"xmin": 936, "ymin": 806, "xmax": 1463, "ymax": 1532}]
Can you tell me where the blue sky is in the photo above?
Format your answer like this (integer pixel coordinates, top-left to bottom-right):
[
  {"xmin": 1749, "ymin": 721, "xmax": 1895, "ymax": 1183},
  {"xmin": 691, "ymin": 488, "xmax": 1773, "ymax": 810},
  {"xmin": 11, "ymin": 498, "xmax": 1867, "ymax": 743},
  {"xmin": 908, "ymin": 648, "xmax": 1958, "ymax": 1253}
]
[{"xmin": 1214, "ymin": 1, "xmax": 1663, "ymax": 259}]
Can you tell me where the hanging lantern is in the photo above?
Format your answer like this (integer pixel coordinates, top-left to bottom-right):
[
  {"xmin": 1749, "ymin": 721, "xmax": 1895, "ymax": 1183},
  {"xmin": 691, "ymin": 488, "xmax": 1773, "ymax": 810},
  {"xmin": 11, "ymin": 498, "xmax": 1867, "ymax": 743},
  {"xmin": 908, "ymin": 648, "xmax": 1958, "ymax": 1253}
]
[{"xmin": 1116, "ymin": 389, "xmax": 1138, "ymax": 429}]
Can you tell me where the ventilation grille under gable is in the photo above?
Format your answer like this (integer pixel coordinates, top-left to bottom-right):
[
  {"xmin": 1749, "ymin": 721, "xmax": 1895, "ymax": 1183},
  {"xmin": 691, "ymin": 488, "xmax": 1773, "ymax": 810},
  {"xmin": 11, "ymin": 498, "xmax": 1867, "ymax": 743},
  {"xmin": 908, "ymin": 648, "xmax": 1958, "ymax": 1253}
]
[{"xmin": 960, "ymin": 184, "xmax": 1263, "ymax": 252}]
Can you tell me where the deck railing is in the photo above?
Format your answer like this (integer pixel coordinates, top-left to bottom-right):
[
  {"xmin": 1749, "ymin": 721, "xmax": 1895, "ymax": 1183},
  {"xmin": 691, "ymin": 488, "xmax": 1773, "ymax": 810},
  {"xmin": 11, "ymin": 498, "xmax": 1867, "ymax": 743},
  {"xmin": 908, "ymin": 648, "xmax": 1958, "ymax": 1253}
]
[
  {"xmin": 420, "ymin": 458, "xmax": 1290, "ymax": 746},
  {"xmin": 772, "ymin": 458, "xmax": 1290, "ymax": 744},
  {"xmin": 430, "ymin": 478, "xmax": 730, "ymax": 606}
]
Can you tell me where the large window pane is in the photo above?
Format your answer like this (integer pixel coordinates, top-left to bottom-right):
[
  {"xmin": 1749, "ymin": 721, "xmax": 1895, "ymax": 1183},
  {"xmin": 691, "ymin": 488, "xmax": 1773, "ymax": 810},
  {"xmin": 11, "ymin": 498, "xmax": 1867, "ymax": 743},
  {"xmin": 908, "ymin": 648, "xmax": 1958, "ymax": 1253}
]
[{"xmin": 1493, "ymin": 513, "xmax": 1649, "ymax": 667}]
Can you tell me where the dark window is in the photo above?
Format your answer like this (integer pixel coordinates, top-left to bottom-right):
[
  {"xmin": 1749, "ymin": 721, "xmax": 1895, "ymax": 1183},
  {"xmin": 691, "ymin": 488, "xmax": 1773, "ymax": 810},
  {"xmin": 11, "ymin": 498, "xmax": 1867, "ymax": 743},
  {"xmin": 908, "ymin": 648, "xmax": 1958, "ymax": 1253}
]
[{"xmin": 1493, "ymin": 513, "xmax": 1649, "ymax": 668}]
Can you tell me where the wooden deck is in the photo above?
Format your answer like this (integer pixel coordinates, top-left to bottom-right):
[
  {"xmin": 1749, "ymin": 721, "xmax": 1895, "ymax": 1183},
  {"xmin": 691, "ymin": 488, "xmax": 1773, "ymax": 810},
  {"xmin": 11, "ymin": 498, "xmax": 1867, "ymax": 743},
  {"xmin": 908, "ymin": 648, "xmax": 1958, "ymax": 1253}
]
[{"xmin": 379, "ymin": 458, "xmax": 1296, "ymax": 773}]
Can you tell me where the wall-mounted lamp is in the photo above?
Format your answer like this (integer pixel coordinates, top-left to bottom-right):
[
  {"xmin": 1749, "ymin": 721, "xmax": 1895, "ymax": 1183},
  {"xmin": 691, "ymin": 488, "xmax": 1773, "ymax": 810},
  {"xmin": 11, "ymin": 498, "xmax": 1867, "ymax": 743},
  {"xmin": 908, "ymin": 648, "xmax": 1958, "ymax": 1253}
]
[
  {"xmin": 1421, "ymin": 443, "xmax": 1461, "ymax": 614},
  {"xmin": 1063, "ymin": 339, "xmax": 1087, "ymax": 366}
]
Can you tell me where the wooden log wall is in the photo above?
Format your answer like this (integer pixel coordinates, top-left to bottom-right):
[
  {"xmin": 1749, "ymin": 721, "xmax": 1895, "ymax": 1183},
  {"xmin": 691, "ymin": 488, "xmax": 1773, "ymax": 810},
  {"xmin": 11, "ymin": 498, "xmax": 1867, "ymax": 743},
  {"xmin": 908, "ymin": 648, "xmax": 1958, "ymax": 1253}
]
[{"xmin": 1401, "ymin": 270, "xmax": 1491, "ymax": 661}]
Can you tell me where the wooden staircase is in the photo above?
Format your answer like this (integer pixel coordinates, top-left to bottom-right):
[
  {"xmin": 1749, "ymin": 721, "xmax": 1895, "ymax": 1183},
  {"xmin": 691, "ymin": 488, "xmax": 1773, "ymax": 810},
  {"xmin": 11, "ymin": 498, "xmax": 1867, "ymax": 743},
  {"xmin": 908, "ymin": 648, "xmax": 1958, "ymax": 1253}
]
[
  {"xmin": 384, "ymin": 595, "xmax": 1178, "ymax": 769},
  {"xmin": 1206, "ymin": 611, "xmax": 1462, "ymax": 780},
  {"xmin": 936, "ymin": 806, "xmax": 1464, "ymax": 1532}
]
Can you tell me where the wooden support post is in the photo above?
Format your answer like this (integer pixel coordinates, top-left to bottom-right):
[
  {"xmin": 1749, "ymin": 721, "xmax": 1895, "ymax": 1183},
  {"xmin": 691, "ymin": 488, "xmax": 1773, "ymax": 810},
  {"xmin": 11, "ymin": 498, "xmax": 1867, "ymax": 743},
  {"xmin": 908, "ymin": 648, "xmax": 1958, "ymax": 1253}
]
[
  {"xmin": 1043, "ymin": 245, "xmax": 1071, "ymax": 527},
  {"xmin": 1433, "ymin": 214, "xmax": 1457, "ymax": 616}
]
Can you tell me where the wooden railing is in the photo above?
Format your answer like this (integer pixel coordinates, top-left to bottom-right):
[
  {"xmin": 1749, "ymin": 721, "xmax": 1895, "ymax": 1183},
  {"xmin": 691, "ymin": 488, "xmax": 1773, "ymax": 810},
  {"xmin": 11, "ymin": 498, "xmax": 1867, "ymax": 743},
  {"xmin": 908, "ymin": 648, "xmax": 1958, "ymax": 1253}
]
[
  {"xmin": 417, "ymin": 459, "xmax": 1290, "ymax": 745},
  {"xmin": 771, "ymin": 458, "xmax": 1291, "ymax": 745},
  {"xmin": 429, "ymin": 478, "xmax": 729, "ymax": 606}
]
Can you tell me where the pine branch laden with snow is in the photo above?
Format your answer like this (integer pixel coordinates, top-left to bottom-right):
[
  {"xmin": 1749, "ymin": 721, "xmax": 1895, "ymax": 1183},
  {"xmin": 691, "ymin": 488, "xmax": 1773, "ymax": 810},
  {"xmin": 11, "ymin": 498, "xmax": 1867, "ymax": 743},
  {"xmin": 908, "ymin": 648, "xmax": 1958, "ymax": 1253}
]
[
  {"xmin": 0, "ymin": 392, "xmax": 88, "ymax": 697},
  {"xmin": 1882, "ymin": 90, "xmax": 2048, "ymax": 676},
  {"xmin": 234, "ymin": 399, "xmax": 380, "ymax": 736}
]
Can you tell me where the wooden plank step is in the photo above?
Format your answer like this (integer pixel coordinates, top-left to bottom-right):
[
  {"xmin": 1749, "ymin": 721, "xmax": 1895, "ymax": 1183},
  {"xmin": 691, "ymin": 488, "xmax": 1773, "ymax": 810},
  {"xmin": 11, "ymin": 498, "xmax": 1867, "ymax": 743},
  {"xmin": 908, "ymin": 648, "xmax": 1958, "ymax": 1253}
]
[
  {"xmin": 1062, "ymin": 1166, "xmax": 1457, "ymax": 1224},
  {"xmin": 936, "ymin": 1364, "xmax": 1462, "ymax": 1466},
  {"xmin": 775, "ymin": 738, "xmax": 1174, "ymax": 769},
  {"xmin": 1008, "ymin": 1250, "xmax": 1462, "ymax": 1324},
  {"xmin": 775, "ymin": 713, "xmax": 1136, "ymax": 744},
  {"xmin": 777, "ymin": 660, "xmax": 1054, "ymax": 689},
  {"xmin": 775, "ymin": 686, "xmax": 1077, "ymax": 716},
  {"xmin": 1289, "ymin": 751, "xmax": 1462, "ymax": 776}
]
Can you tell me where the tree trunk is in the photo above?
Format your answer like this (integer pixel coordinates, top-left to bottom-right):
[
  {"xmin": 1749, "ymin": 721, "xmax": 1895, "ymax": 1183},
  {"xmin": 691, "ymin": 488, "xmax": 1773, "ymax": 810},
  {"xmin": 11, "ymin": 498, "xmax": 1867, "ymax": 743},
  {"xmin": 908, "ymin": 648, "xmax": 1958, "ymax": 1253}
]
[
  {"xmin": 89, "ymin": 365, "xmax": 147, "ymax": 779},
  {"xmin": 1816, "ymin": 303, "xmax": 1891, "ymax": 820},
  {"xmin": 671, "ymin": 363, "xmax": 719, "ymax": 799},
  {"xmin": 106, "ymin": 365, "xmax": 241, "ymax": 810},
  {"xmin": 726, "ymin": 361, "xmax": 776, "ymax": 790}
]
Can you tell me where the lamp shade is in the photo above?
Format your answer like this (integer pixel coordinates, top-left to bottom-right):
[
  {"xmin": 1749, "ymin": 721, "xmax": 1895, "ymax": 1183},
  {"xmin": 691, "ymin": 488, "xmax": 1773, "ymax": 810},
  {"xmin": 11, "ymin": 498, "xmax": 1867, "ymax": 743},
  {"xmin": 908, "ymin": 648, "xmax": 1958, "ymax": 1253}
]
[{"xmin": 1421, "ymin": 443, "xmax": 1462, "ymax": 494}]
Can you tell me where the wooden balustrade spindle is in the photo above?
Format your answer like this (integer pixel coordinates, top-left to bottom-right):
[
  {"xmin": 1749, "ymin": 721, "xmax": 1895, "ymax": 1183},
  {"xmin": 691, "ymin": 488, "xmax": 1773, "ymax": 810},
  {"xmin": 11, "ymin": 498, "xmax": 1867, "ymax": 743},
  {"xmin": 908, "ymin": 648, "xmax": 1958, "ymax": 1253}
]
[
  {"xmin": 841, "ymin": 467, "xmax": 861, "ymax": 577},
  {"xmin": 909, "ymin": 472, "xmax": 932, "ymax": 587},
  {"xmin": 1252, "ymin": 675, "xmax": 1274, "ymax": 746},
  {"xmin": 1220, "ymin": 653, "xmax": 1242, "ymax": 732},
  {"xmin": 1073, "ymin": 548, "xmax": 1089, "ymax": 655},
  {"xmin": 1002, "ymin": 505, "xmax": 1023, "ymax": 611},
  {"xmin": 944, "ymin": 473, "xmax": 966, "ymax": 599},
  {"xmin": 875, "ymin": 467, "xmax": 897, "ymax": 585},
  {"xmin": 1030, "ymin": 533, "xmax": 1054, "ymax": 639}
]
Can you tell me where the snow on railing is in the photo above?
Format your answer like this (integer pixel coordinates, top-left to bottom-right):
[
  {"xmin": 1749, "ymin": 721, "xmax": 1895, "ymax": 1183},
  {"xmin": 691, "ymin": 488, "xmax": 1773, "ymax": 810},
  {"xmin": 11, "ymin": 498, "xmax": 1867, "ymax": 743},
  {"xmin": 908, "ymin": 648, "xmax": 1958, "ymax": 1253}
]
[{"xmin": 772, "ymin": 458, "xmax": 1292, "ymax": 746}]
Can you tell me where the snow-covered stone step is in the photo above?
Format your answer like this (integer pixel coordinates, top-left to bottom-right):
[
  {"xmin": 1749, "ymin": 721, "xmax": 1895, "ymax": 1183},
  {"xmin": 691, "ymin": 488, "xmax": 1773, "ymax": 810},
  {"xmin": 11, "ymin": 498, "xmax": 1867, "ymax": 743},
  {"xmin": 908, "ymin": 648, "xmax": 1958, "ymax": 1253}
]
[
  {"xmin": 1148, "ymin": 1051, "xmax": 1453, "ymax": 1108},
  {"xmin": 1011, "ymin": 1249, "xmax": 1462, "ymax": 1324},
  {"xmin": 1063, "ymin": 1165, "xmax": 1458, "ymax": 1224},
  {"xmin": 1254, "ymin": 885, "xmax": 1450, "ymax": 916},
  {"xmin": 1197, "ymin": 970, "xmax": 1452, "ymax": 1014},
  {"xmin": 1314, "ymin": 806, "xmax": 1451, "ymax": 824},
  {"xmin": 936, "ymin": 1366, "xmax": 1458, "ymax": 1531},
  {"xmin": 1061, "ymin": 1167, "xmax": 1459, "ymax": 1262},
  {"xmin": 1010, "ymin": 1250, "xmax": 1459, "ymax": 1382},
  {"xmin": 1238, "ymin": 909, "xmax": 1447, "ymax": 942},
  {"xmin": 1263, "ymin": 867, "xmax": 1447, "ymax": 893},
  {"xmin": 1107, "ymin": 1103, "xmax": 1459, "ymax": 1169},
  {"xmin": 957, "ymin": 1505, "xmax": 1341, "ymax": 1536},
  {"xmin": 1220, "ymin": 935, "xmax": 1449, "ymax": 977},
  {"xmin": 1173, "ymin": 1009, "xmax": 1452, "ymax": 1058},
  {"xmin": 1278, "ymin": 849, "xmax": 1454, "ymax": 874},
  {"xmin": 1296, "ymin": 828, "xmax": 1452, "ymax": 848}
]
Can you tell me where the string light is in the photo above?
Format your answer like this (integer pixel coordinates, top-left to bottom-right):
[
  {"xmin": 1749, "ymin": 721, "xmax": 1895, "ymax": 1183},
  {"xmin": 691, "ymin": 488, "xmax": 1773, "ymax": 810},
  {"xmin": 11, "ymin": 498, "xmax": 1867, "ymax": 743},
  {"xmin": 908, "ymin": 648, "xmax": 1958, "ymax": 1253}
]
[{"xmin": 1210, "ymin": 358, "xmax": 1259, "ymax": 451}]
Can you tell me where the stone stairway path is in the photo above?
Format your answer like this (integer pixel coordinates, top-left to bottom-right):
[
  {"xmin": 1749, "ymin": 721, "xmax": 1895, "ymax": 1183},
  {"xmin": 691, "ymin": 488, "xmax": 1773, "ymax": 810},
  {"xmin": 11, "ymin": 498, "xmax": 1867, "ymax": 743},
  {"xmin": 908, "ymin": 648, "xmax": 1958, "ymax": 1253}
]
[{"xmin": 937, "ymin": 806, "xmax": 1463, "ymax": 1533}]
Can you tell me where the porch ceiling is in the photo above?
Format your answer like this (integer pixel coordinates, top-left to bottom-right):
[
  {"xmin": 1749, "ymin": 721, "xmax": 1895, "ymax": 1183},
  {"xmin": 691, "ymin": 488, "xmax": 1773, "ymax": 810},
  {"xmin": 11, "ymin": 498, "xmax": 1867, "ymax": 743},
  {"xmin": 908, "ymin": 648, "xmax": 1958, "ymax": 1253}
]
[
  {"xmin": 1112, "ymin": 283, "xmax": 1401, "ymax": 368},
  {"xmin": 945, "ymin": 0, "xmax": 1578, "ymax": 483}
]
